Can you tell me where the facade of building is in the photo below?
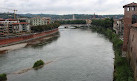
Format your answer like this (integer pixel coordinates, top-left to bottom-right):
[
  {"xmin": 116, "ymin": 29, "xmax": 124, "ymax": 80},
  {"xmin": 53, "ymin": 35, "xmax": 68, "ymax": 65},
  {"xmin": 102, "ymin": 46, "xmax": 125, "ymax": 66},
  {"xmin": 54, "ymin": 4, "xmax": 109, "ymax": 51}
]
[
  {"xmin": 123, "ymin": 2, "xmax": 137, "ymax": 51},
  {"xmin": 113, "ymin": 19, "xmax": 124, "ymax": 37},
  {"xmin": 72, "ymin": 14, "xmax": 75, "ymax": 20},
  {"xmin": 128, "ymin": 24, "xmax": 137, "ymax": 80},
  {"xmin": 18, "ymin": 18, "xmax": 31, "ymax": 24},
  {"xmin": 123, "ymin": 2, "xmax": 137, "ymax": 80},
  {"xmin": 0, "ymin": 19, "xmax": 30, "ymax": 36},
  {"xmin": 86, "ymin": 19, "xmax": 92, "ymax": 26},
  {"xmin": 12, "ymin": 22, "xmax": 30, "ymax": 33},
  {"xmin": 0, "ymin": 17, "xmax": 51, "ymax": 36},
  {"xmin": 0, "ymin": 19, "xmax": 18, "ymax": 36},
  {"xmin": 30, "ymin": 17, "xmax": 51, "ymax": 26}
]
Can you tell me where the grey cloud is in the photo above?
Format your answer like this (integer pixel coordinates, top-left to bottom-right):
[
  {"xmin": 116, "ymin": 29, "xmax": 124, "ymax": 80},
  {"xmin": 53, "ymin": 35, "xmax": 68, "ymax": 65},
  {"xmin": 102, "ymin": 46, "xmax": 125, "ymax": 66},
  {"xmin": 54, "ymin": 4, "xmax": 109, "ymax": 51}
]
[{"xmin": 0, "ymin": 0, "xmax": 136, "ymax": 14}]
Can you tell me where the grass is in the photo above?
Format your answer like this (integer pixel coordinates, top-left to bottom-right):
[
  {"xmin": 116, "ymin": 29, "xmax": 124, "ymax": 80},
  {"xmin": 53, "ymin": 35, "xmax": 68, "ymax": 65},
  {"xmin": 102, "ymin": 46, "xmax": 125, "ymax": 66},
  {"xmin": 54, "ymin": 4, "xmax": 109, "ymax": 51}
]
[{"xmin": 90, "ymin": 26, "xmax": 134, "ymax": 81}]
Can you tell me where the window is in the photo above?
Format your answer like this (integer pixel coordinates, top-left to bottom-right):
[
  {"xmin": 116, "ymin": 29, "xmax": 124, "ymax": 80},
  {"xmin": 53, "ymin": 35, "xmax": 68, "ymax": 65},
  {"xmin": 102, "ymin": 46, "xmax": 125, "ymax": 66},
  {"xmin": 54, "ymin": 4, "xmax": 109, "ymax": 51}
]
[
  {"xmin": 131, "ymin": 47, "xmax": 132, "ymax": 52},
  {"xmin": 132, "ymin": 15, "xmax": 137, "ymax": 24},
  {"xmin": 127, "ymin": 7, "xmax": 130, "ymax": 11},
  {"xmin": 132, "ymin": 34, "xmax": 134, "ymax": 41},
  {"xmin": 132, "ymin": 7, "xmax": 135, "ymax": 11}
]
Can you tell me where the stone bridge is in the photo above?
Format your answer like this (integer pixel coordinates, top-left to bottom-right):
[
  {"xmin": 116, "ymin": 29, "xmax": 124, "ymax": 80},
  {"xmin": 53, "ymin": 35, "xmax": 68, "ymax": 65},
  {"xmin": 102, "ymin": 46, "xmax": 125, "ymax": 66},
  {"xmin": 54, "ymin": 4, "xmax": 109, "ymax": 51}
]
[{"xmin": 61, "ymin": 24, "xmax": 91, "ymax": 28}]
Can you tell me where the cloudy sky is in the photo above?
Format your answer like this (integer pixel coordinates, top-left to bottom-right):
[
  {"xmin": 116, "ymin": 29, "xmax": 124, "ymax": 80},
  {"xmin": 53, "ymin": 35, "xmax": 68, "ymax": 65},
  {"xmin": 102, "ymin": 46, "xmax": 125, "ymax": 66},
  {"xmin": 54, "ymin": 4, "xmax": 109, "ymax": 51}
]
[{"xmin": 0, "ymin": 0, "xmax": 136, "ymax": 15}]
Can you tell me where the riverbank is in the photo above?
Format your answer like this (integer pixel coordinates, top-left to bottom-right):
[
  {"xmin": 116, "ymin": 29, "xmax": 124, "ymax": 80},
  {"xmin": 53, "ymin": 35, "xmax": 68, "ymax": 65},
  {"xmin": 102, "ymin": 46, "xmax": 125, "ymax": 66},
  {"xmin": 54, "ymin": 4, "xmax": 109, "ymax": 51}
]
[
  {"xmin": 0, "ymin": 32, "xmax": 59, "ymax": 54},
  {"xmin": 0, "ymin": 28, "xmax": 58, "ymax": 52},
  {"xmin": 90, "ymin": 26, "xmax": 134, "ymax": 81}
]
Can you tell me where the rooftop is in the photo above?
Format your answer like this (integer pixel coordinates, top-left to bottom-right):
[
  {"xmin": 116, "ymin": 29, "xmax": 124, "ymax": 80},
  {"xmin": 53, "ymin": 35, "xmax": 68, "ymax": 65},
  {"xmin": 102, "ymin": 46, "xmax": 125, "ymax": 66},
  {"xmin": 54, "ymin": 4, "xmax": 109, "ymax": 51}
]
[
  {"xmin": 0, "ymin": 18, "xmax": 18, "ymax": 21},
  {"xmin": 123, "ymin": 2, "xmax": 137, "ymax": 8},
  {"xmin": 12, "ymin": 22, "xmax": 29, "ymax": 25}
]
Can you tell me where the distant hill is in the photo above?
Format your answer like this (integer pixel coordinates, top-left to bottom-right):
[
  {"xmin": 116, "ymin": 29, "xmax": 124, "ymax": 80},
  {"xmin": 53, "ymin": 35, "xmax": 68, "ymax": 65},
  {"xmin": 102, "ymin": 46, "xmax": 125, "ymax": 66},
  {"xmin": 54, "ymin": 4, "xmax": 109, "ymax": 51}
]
[
  {"xmin": 0, "ymin": 13, "xmax": 124, "ymax": 20},
  {"xmin": 101, "ymin": 15, "xmax": 123, "ymax": 19},
  {"xmin": 19, "ymin": 14, "xmax": 124, "ymax": 20},
  {"xmin": 0, "ymin": 13, "xmax": 25, "ymax": 19},
  {"xmin": 0, "ymin": 13, "xmax": 14, "ymax": 19}
]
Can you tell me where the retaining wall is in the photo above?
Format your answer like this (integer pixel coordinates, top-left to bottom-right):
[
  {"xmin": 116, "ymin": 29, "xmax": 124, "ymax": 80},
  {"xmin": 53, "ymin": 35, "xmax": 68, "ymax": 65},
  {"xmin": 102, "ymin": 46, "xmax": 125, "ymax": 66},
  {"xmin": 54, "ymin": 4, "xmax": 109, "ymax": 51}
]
[{"xmin": 0, "ymin": 29, "xmax": 58, "ymax": 47}]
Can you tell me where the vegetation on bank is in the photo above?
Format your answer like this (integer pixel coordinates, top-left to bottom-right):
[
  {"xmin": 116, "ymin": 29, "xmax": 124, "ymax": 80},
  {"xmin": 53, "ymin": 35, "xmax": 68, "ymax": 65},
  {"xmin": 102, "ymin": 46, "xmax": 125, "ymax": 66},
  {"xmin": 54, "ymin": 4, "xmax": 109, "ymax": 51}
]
[
  {"xmin": 92, "ymin": 18, "xmax": 114, "ymax": 29},
  {"xmin": 0, "ymin": 73, "xmax": 7, "ymax": 81},
  {"xmin": 91, "ymin": 26, "xmax": 134, "ymax": 81},
  {"xmin": 31, "ymin": 23, "xmax": 60, "ymax": 33},
  {"xmin": 33, "ymin": 60, "xmax": 45, "ymax": 69},
  {"xmin": 55, "ymin": 20, "xmax": 86, "ymax": 24}
]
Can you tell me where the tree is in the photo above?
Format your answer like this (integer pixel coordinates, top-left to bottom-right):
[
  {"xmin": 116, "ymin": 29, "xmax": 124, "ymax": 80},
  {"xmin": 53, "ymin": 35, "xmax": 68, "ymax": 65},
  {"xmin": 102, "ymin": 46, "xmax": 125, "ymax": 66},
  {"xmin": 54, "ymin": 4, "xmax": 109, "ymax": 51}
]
[{"xmin": 91, "ymin": 18, "xmax": 114, "ymax": 29}]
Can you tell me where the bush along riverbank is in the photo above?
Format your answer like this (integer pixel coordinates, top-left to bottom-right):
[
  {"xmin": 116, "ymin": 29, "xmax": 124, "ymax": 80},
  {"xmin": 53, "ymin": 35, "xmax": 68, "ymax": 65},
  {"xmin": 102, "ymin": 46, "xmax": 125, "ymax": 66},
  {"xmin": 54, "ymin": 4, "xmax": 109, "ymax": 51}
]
[
  {"xmin": 0, "ymin": 73, "xmax": 7, "ymax": 81},
  {"xmin": 31, "ymin": 23, "xmax": 60, "ymax": 33},
  {"xmin": 33, "ymin": 60, "xmax": 45, "ymax": 70},
  {"xmin": 90, "ymin": 26, "xmax": 134, "ymax": 81}
]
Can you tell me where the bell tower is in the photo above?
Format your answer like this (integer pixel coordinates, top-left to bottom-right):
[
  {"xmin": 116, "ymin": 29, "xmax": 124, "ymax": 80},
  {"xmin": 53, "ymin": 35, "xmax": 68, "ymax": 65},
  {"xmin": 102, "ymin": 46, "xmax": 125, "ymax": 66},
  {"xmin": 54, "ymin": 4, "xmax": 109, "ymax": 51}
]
[{"xmin": 123, "ymin": 2, "xmax": 137, "ymax": 51}]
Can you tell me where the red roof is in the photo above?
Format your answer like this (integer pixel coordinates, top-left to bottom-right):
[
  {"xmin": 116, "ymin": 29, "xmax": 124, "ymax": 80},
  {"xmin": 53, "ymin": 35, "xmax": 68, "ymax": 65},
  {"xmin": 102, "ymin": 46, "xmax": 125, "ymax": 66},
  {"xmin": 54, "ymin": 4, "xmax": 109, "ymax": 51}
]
[
  {"xmin": 20, "ymin": 22, "xmax": 29, "ymax": 24},
  {"xmin": 131, "ymin": 23, "xmax": 137, "ymax": 28},
  {"xmin": 12, "ymin": 22, "xmax": 29, "ymax": 25},
  {"xmin": 6, "ymin": 19, "xmax": 17, "ymax": 21},
  {"xmin": 0, "ymin": 19, "xmax": 18, "ymax": 21},
  {"xmin": 123, "ymin": 2, "xmax": 137, "ymax": 7}
]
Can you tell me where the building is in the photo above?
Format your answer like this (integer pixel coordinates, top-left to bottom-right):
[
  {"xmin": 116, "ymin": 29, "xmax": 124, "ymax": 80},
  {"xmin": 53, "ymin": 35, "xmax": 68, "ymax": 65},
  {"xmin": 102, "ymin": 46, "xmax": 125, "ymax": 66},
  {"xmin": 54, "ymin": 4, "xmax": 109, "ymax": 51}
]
[
  {"xmin": 0, "ymin": 18, "xmax": 30, "ymax": 36},
  {"xmin": 18, "ymin": 18, "xmax": 31, "ymax": 23},
  {"xmin": 113, "ymin": 19, "xmax": 124, "ymax": 37},
  {"xmin": 0, "ymin": 19, "xmax": 19, "ymax": 36},
  {"xmin": 93, "ymin": 13, "xmax": 96, "ymax": 19},
  {"xmin": 30, "ymin": 17, "xmax": 51, "ymax": 26},
  {"xmin": 123, "ymin": 2, "xmax": 137, "ymax": 80},
  {"xmin": 0, "ymin": 23, "xmax": 6, "ymax": 36},
  {"xmin": 12, "ymin": 22, "xmax": 30, "ymax": 33},
  {"xmin": 128, "ymin": 23, "xmax": 137, "ymax": 80},
  {"xmin": 123, "ymin": 2, "xmax": 137, "ymax": 51},
  {"xmin": 86, "ymin": 19, "xmax": 92, "ymax": 26},
  {"xmin": 72, "ymin": 14, "xmax": 75, "ymax": 20}
]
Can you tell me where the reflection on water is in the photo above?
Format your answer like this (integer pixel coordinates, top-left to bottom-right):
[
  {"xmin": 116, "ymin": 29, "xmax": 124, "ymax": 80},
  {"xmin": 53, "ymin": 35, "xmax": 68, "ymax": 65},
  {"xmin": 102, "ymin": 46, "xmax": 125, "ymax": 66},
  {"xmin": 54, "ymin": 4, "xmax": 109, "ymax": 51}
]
[{"xmin": 0, "ymin": 28, "xmax": 114, "ymax": 81}]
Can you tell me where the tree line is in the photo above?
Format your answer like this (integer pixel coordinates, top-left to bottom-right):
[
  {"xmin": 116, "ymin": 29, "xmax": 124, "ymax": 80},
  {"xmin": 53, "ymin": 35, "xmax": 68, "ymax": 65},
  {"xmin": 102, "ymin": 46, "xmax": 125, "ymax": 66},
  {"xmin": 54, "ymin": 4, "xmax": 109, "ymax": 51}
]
[
  {"xmin": 31, "ymin": 23, "xmax": 60, "ymax": 33},
  {"xmin": 91, "ymin": 18, "xmax": 114, "ymax": 29}
]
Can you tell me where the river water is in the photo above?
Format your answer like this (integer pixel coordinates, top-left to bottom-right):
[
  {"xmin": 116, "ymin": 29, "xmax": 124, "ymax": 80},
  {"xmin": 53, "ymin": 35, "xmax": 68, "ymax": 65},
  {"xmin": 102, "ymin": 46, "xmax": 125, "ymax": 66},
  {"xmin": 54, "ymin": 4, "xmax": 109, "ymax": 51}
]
[{"xmin": 0, "ymin": 26, "xmax": 114, "ymax": 81}]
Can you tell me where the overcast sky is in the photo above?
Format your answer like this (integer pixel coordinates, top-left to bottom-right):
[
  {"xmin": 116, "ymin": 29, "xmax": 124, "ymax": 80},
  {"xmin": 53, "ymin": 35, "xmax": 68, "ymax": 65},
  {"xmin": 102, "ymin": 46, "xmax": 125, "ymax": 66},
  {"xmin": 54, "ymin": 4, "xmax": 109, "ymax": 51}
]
[{"xmin": 0, "ymin": 0, "xmax": 136, "ymax": 15}]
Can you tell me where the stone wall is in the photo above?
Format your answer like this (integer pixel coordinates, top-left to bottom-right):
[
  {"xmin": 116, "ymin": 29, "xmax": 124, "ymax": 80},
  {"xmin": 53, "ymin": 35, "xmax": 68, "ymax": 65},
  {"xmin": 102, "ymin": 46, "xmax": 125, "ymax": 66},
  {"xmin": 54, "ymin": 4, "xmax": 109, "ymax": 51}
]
[
  {"xmin": 123, "ymin": 6, "xmax": 137, "ymax": 51},
  {"xmin": 128, "ymin": 27, "xmax": 137, "ymax": 80}
]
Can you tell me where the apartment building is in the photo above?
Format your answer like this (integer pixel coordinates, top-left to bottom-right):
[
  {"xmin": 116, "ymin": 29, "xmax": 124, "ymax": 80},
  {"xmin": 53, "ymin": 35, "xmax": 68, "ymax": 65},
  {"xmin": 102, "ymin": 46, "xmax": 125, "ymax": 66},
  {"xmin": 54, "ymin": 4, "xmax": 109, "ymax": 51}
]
[
  {"xmin": 30, "ymin": 17, "xmax": 51, "ymax": 26},
  {"xmin": 0, "ymin": 19, "xmax": 18, "ymax": 36},
  {"xmin": 12, "ymin": 22, "xmax": 30, "ymax": 33},
  {"xmin": 0, "ymin": 18, "xmax": 30, "ymax": 36}
]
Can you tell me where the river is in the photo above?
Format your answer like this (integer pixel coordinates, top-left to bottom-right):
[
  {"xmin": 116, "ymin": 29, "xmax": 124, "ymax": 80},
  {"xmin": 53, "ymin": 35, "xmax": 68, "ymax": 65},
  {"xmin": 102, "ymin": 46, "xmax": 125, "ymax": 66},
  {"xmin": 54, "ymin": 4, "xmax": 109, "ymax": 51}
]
[{"xmin": 0, "ymin": 26, "xmax": 114, "ymax": 81}]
